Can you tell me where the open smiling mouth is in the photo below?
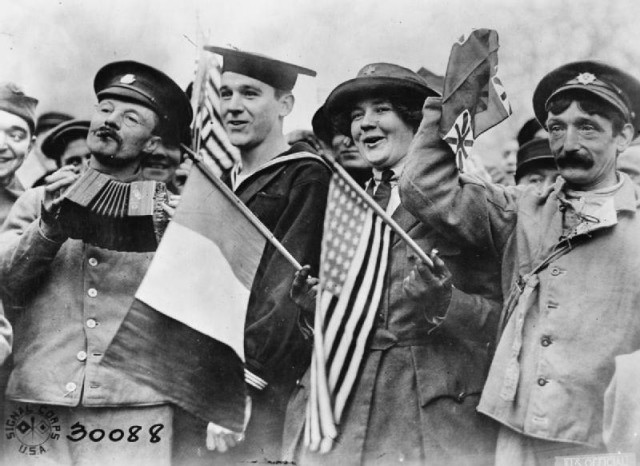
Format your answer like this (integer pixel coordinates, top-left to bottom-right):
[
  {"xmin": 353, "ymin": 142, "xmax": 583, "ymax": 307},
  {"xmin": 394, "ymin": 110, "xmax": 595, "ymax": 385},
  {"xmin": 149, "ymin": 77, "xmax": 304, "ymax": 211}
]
[
  {"xmin": 226, "ymin": 120, "xmax": 248, "ymax": 130},
  {"xmin": 362, "ymin": 135, "xmax": 385, "ymax": 149}
]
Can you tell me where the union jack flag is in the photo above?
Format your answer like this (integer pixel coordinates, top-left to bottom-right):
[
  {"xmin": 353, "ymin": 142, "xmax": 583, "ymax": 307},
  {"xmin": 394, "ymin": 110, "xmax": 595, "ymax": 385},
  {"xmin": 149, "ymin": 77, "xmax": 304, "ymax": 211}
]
[
  {"xmin": 439, "ymin": 29, "xmax": 512, "ymax": 172},
  {"xmin": 190, "ymin": 50, "xmax": 240, "ymax": 176},
  {"xmin": 305, "ymin": 170, "xmax": 391, "ymax": 453}
]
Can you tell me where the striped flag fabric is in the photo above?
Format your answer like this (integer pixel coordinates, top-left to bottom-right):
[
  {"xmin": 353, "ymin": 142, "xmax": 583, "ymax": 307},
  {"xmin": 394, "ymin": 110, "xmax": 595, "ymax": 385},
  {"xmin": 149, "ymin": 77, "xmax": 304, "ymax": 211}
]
[
  {"xmin": 190, "ymin": 49, "xmax": 240, "ymax": 177},
  {"xmin": 439, "ymin": 29, "xmax": 512, "ymax": 172},
  {"xmin": 100, "ymin": 152, "xmax": 264, "ymax": 432},
  {"xmin": 305, "ymin": 170, "xmax": 391, "ymax": 452}
]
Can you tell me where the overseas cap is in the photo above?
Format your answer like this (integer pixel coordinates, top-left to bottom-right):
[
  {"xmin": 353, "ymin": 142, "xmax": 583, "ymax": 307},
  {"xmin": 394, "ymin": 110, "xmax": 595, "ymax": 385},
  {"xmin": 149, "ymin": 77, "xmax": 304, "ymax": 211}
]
[
  {"xmin": 533, "ymin": 60, "xmax": 640, "ymax": 135},
  {"xmin": 0, "ymin": 82, "xmax": 38, "ymax": 134},
  {"xmin": 41, "ymin": 119, "xmax": 90, "ymax": 162},
  {"xmin": 515, "ymin": 138, "xmax": 555, "ymax": 182},
  {"xmin": 204, "ymin": 46, "xmax": 316, "ymax": 91},
  {"xmin": 94, "ymin": 60, "xmax": 193, "ymax": 145}
]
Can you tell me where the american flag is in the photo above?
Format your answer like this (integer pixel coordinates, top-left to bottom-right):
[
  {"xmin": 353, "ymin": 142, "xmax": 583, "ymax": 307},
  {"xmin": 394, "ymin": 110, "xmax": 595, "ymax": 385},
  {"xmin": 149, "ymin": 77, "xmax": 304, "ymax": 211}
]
[
  {"xmin": 191, "ymin": 50, "xmax": 240, "ymax": 176},
  {"xmin": 305, "ymin": 170, "xmax": 391, "ymax": 453}
]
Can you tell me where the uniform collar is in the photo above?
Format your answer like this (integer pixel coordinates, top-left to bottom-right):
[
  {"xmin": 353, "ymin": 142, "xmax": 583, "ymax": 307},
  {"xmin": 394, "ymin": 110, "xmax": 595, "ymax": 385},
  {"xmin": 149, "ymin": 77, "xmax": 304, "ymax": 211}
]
[{"xmin": 554, "ymin": 172, "xmax": 638, "ymax": 214}]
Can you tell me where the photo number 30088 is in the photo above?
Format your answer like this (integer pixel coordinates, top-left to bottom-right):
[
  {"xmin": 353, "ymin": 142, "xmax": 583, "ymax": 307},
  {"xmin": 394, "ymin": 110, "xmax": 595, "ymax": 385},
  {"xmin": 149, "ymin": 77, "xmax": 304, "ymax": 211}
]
[{"xmin": 66, "ymin": 421, "xmax": 164, "ymax": 443}]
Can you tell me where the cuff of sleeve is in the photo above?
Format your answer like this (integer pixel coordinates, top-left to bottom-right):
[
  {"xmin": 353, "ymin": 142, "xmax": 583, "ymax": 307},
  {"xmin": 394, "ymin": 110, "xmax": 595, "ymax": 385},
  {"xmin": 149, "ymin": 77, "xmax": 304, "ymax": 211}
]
[
  {"xmin": 426, "ymin": 285, "xmax": 455, "ymax": 334},
  {"xmin": 244, "ymin": 368, "xmax": 268, "ymax": 391},
  {"xmin": 38, "ymin": 206, "xmax": 67, "ymax": 243},
  {"xmin": 430, "ymin": 286, "xmax": 480, "ymax": 334}
]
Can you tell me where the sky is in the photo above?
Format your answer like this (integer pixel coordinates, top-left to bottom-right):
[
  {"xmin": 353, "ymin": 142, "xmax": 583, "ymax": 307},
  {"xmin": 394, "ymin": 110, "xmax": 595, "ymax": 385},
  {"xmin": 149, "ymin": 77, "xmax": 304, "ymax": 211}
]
[{"xmin": 3, "ymin": 0, "xmax": 640, "ymax": 163}]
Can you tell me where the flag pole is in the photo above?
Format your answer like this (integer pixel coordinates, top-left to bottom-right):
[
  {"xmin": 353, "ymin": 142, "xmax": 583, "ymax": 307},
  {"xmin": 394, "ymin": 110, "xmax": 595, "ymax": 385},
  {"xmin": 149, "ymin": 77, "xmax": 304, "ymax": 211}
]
[
  {"xmin": 181, "ymin": 144, "xmax": 303, "ymax": 272},
  {"xmin": 323, "ymin": 155, "xmax": 434, "ymax": 269}
]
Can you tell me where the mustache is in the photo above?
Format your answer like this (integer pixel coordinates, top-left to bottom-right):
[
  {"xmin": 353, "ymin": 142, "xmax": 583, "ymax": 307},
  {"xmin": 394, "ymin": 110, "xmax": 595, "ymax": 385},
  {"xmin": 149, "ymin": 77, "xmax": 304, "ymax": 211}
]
[
  {"xmin": 556, "ymin": 151, "xmax": 594, "ymax": 170},
  {"xmin": 93, "ymin": 126, "xmax": 122, "ymax": 144},
  {"xmin": 141, "ymin": 154, "xmax": 177, "ymax": 168}
]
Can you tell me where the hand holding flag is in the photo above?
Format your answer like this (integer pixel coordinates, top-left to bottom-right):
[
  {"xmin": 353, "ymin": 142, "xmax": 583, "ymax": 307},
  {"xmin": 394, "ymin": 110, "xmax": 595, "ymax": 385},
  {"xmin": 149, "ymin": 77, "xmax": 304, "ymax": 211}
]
[
  {"xmin": 303, "ymin": 158, "xmax": 434, "ymax": 452},
  {"xmin": 439, "ymin": 28, "xmax": 512, "ymax": 171}
]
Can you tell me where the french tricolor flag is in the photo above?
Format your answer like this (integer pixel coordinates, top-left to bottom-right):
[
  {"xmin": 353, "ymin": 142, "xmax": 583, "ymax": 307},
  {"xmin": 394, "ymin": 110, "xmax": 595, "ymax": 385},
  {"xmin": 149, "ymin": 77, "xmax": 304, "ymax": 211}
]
[{"xmin": 101, "ymin": 158, "xmax": 264, "ymax": 432}]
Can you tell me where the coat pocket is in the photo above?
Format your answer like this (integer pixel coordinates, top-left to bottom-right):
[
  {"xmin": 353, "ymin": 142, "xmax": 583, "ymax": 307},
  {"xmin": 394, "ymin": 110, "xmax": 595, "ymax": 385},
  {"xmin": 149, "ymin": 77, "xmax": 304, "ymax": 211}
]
[{"xmin": 410, "ymin": 344, "xmax": 486, "ymax": 407}]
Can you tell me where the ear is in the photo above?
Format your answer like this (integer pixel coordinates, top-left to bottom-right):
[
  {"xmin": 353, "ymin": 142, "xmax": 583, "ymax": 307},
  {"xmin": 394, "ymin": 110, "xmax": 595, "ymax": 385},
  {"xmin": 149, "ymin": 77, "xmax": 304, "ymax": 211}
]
[
  {"xmin": 27, "ymin": 135, "xmax": 36, "ymax": 154},
  {"xmin": 143, "ymin": 135, "xmax": 161, "ymax": 154},
  {"xmin": 615, "ymin": 123, "xmax": 635, "ymax": 154},
  {"xmin": 278, "ymin": 93, "xmax": 294, "ymax": 118}
]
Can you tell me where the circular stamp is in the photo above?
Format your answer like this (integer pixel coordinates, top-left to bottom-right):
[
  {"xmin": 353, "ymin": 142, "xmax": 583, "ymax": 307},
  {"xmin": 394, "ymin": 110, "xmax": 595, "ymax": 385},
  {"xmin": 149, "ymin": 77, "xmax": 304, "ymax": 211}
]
[{"xmin": 5, "ymin": 404, "xmax": 61, "ymax": 456}]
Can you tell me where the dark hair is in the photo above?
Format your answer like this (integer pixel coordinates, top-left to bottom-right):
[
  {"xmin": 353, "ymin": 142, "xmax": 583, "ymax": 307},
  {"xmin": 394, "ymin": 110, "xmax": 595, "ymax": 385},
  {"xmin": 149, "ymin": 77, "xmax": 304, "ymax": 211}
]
[
  {"xmin": 273, "ymin": 88, "xmax": 291, "ymax": 100},
  {"xmin": 331, "ymin": 91, "xmax": 423, "ymax": 136},
  {"xmin": 546, "ymin": 89, "xmax": 629, "ymax": 135}
]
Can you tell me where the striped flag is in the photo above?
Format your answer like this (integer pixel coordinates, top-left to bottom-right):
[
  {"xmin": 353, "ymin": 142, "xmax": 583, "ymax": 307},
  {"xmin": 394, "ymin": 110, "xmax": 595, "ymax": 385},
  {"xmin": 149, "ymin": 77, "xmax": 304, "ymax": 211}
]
[
  {"xmin": 190, "ymin": 49, "xmax": 240, "ymax": 177},
  {"xmin": 305, "ymin": 170, "xmax": 391, "ymax": 452},
  {"xmin": 100, "ymin": 154, "xmax": 265, "ymax": 431},
  {"xmin": 439, "ymin": 29, "xmax": 512, "ymax": 172},
  {"xmin": 100, "ymin": 49, "xmax": 260, "ymax": 430}
]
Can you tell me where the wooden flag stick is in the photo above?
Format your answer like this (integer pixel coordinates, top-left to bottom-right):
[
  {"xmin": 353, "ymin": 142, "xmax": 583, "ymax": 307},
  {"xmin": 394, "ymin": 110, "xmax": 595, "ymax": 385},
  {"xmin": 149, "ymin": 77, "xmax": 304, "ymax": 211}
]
[
  {"xmin": 181, "ymin": 144, "xmax": 303, "ymax": 272},
  {"xmin": 323, "ymin": 155, "xmax": 434, "ymax": 270}
]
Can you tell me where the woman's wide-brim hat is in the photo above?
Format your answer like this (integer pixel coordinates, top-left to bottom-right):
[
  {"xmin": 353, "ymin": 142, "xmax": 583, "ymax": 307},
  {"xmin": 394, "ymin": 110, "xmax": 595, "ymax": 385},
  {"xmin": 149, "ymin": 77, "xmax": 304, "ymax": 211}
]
[{"xmin": 325, "ymin": 63, "xmax": 438, "ymax": 135}]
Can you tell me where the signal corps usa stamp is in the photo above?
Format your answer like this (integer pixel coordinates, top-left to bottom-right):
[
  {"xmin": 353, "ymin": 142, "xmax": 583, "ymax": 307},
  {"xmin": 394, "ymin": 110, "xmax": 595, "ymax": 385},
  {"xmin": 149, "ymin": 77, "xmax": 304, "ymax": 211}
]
[{"xmin": 5, "ymin": 404, "xmax": 61, "ymax": 456}]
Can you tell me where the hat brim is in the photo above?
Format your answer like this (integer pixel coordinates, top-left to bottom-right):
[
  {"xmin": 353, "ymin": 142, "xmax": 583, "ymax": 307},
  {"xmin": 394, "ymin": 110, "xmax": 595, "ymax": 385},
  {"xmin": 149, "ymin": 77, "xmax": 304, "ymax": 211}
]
[
  {"xmin": 97, "ymin": 87, "xmax": 159, "ymax": 114},
  {"xmin": 515, "ymin": 155, "xmax": 557, "ymax": 182},
  {"xmin": 533, "ymin": 60, "xmax": 640, "ymax": 134},
  {"xmin": 325, "ymin": 77, "xmax": 437, "ymax": 135},
  {"xmin": 41, "ymin": 120, "xmax": 90, "ymax": 161},
  {"xmin": 94, "ymin": 60, "xmax": 193, "ymax": 143},
  {"xmin": 311, "ymin": 106, "xmax": 335, "ymax": 144}
]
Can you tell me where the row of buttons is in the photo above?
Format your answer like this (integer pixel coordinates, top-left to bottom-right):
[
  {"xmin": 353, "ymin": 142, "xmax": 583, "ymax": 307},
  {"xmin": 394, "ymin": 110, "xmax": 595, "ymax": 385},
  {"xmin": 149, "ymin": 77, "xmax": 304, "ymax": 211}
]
[
  {"xmin": 87, "ymin": 258, "xmax": 99, "ymax": 296},
  {"xmin": 66, "ymin": 257, "xmax": 100, "ymax": 398}
]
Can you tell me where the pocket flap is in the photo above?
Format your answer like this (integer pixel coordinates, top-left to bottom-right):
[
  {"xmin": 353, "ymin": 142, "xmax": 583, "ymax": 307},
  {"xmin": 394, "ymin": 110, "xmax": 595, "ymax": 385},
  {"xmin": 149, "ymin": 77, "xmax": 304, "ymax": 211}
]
[{"xmin": 411, "ymin": 344, "xmax": 486, "ymax": 407}]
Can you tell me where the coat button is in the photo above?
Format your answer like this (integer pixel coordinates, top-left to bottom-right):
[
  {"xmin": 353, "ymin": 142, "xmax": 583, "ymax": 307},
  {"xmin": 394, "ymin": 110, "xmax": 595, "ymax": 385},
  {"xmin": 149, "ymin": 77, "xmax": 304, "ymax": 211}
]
[
  {"xmin": 88, "ymin": 258, "xmax": 98, "ymax": 267},
  {"xmin": 550, "ymin": 268, "xmax": 561, "ymax": 276},
  {"xmin": 537, "ymin": 377, "xmax": 548, "ymax": 386},
  {"xmin": 456, "ymin": 391, "xmax": 467, "ymax": 403},
  {"xmin": 77, "ymin": 351, "xmax": 87, "ymax": 362},
  {"xmin": 65, "ymin": 382, "xmax": 77, "ymax": 392},
  {"xmin": 541, "ymin": 336, "xmax": 552, "ymax": 347},
  {"xmin": 87, "ymin": 288, "xmax": 98, "ymax": 298},
  {"xmin": 86, "ymin": 318, "xmax": 97, "ymax": 328}
]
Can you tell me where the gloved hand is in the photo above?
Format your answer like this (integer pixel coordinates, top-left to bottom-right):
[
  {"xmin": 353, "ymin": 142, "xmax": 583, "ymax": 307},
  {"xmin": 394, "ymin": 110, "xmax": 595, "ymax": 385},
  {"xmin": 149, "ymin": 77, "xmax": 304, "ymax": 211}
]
[
  {"xmin": 40, "ymin": 165, "xmax": 81, "ymax": 240},
  {"xmin": 290, "ymin": 265, "xmax": 319, "ymax": 313},
  {"xmin": 403, "ymin": 249, "xmax": 453, "ymax": 324}
]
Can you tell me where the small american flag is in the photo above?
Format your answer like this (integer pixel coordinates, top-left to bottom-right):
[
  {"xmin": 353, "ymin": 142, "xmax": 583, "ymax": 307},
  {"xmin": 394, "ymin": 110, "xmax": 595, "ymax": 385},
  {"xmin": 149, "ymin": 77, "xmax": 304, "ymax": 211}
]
[
  {"xmin": 305, "ymin": 170, "xmax": 391, "ymax": 453},
  {"xmin": 191, "ymin": 50, "xmax": 240, "ymax": 176}
]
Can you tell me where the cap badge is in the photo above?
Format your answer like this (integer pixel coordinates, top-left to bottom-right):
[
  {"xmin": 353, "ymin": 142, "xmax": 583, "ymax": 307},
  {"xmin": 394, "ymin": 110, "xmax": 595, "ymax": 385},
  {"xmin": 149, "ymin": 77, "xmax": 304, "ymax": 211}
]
[
  {"xmin": 361, "ymin": 65, "xmax": 377, "ymax": 76},
  {"xmin": 576, "ymin": 72, "xmax": 596, "ymax": 85},
  {"xmin": 120, "ymin": 74, "xmax": 136, "ymax": 85}
]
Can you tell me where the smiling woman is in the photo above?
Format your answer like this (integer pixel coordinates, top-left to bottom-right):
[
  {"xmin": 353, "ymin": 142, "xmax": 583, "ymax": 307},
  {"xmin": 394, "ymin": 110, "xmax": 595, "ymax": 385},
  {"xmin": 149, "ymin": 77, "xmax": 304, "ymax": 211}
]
[
  {"xmin": 325, "ymin": 63, "xmax": 438, "ymax": 178},
  {"xmin": 283, "ymin": 63, "xmax": 501, "ymax": 466}
]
